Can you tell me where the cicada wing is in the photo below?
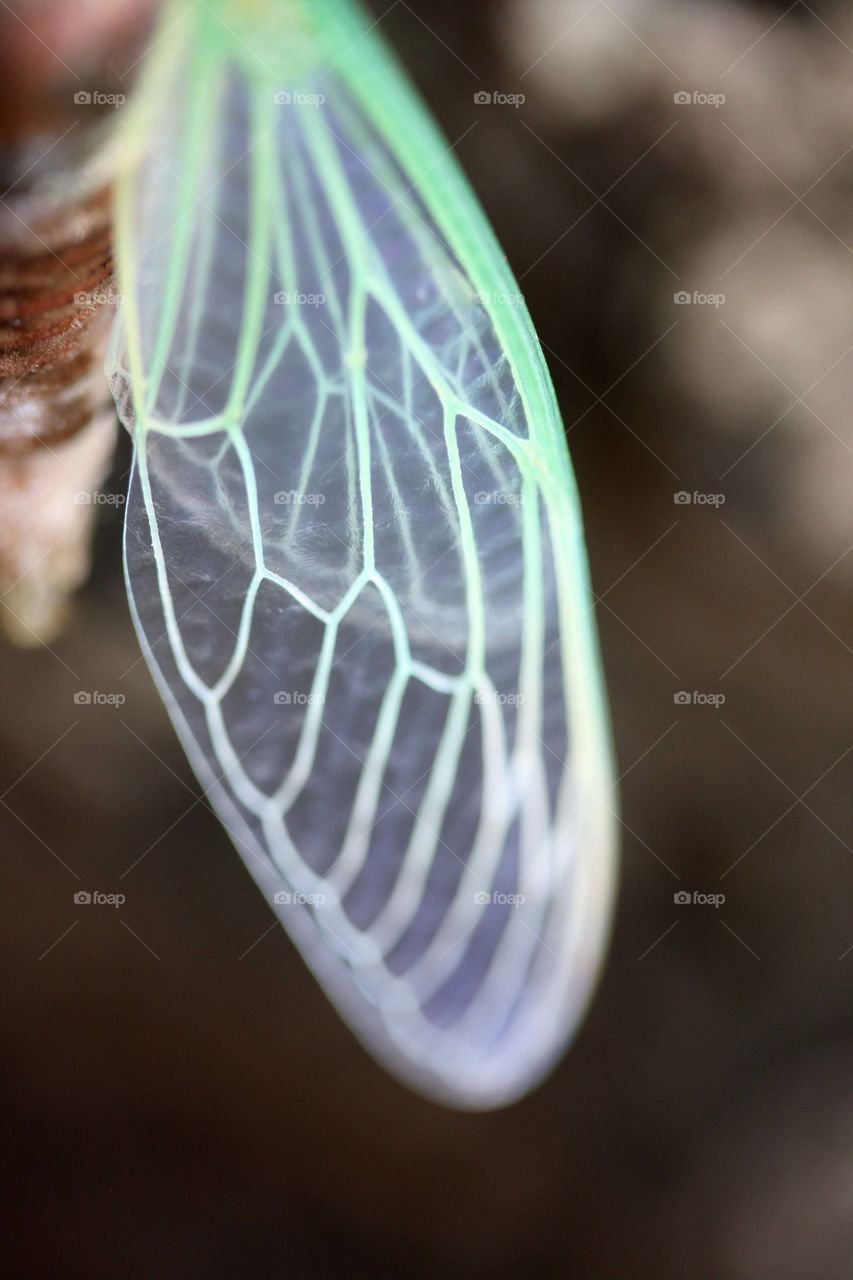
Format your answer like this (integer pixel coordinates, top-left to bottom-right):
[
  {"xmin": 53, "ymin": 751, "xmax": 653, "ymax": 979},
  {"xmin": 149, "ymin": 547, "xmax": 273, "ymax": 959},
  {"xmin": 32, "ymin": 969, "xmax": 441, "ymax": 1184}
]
[{"xmin": 110, "ymin": 0, "xmax": 616, "ymax": 1108}]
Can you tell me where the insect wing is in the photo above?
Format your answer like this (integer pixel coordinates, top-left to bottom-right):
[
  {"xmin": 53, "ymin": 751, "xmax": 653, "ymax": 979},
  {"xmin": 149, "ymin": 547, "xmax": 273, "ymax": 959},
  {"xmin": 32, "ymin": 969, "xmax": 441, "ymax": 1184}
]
[{"xmin": 108, "ymin": 0, "xmax": 617, "ymax": 1108}]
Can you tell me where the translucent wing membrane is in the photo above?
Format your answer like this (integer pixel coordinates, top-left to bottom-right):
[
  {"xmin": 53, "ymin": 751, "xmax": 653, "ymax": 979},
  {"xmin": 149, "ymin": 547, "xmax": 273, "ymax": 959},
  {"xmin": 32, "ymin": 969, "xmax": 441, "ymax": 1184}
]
[{"xmin": 108, "ymin": 0, "xmax": 616, "ymax": 1108}]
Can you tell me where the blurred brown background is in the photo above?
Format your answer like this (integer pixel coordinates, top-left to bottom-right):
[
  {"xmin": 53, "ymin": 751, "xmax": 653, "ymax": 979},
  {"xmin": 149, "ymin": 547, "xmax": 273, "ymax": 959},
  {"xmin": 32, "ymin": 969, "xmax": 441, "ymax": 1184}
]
[{"xmin": 2, "ymin": 1, "xmax": 853, "ymax": 1276}]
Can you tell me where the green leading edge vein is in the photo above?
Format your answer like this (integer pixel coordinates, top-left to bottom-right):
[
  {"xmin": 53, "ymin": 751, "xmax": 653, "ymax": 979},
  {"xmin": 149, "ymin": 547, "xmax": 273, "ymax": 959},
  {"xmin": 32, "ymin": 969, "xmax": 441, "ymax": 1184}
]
[{"xmin": 107, "ymin": 0, "xmax": 617, "ymax": 1108}]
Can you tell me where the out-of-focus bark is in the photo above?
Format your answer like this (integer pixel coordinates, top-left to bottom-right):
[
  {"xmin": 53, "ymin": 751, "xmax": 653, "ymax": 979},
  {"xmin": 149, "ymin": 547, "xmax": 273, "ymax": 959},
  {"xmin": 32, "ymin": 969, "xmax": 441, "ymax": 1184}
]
[{"xmin": 0, "ymin": 0, "xmax": 158, "ymax": 643}]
